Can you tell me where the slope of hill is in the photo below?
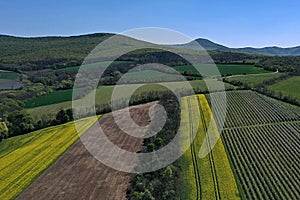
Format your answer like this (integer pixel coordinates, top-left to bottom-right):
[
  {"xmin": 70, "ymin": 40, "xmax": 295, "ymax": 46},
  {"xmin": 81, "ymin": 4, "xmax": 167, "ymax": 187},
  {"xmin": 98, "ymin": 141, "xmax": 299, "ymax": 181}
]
[
  {"xmin": 1, "ymin": 33, "xmax": 299, "ymax": 73},
  {"xmin": 0, "ymin": 33, "xmax": 113, "ymax": 70},
  {"xmin": 180, "ymin": 38, "xmax": 300, "ymax": 56}
]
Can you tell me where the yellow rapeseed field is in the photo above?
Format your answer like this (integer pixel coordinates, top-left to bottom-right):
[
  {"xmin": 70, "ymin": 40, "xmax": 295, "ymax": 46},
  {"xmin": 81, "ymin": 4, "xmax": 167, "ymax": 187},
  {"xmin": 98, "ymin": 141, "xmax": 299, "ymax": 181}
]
[
  {"xmin": 0, "ymin": 116, "xmax": 98, "ymax": 200},
  {"xmin": 179, "ymin": 95, "xmax": 240, "ymax": 200}
]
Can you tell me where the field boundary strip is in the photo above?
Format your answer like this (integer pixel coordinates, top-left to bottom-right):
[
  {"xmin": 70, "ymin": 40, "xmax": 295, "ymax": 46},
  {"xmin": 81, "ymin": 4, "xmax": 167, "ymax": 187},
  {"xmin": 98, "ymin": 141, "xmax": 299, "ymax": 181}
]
[
  {"xmin": 187, "ymin": 96, "xmax": 202, "ymax": 200},
  {"xmin": 222, "ymin": 120, "xmax": 300, "ymax": 131},
  {"xmin": 197, "ymin": 95, "xmax": 221, "ymax": 200}
]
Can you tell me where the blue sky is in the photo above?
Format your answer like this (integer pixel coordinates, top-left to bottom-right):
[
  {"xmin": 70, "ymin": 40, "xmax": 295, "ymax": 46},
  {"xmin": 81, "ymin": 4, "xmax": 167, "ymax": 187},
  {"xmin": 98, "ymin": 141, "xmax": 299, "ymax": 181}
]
[{"xmin": 0, "ymin": 0, "xmax": 299, "ymax": 47}]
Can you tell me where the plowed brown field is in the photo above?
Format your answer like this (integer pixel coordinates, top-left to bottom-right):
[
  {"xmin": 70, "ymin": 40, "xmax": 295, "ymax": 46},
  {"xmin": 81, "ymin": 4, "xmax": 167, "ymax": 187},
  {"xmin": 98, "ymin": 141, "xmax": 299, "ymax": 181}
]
[{"xmin": 18, "ymin": 102, "xmax": 155, "ymax": 200}]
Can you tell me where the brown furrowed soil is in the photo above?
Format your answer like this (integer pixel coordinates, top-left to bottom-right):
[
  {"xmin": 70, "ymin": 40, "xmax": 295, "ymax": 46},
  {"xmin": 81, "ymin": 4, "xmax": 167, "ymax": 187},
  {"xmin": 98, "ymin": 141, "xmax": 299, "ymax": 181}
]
[{"xmin": 18, "ymin": 102, "xmax": 156, "ymax": 200}]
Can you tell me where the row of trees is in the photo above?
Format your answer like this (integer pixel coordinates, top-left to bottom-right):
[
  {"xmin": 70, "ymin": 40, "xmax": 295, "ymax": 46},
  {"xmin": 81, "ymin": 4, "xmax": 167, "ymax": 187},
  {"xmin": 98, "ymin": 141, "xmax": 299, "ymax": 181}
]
[
  {"xmin": 0, "ymin": 108, "xmax": 74, "ymax": 141},
  {"xmin": 127, "ymin": 92, "xmax": 181, "ymax": 200},
  {"xmin": 255, "ymin": 56, "xmax": 300, "ymax": 73}
]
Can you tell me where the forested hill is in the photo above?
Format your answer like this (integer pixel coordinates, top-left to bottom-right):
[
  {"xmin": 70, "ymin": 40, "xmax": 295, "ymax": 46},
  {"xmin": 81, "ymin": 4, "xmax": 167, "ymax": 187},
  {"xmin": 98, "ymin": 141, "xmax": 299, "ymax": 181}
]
[
  {"xmin": 0, "ymin": 33, "xmax": 113, "ymax": 71},
  {"xmin": 1, "ymin": 33, "xmax": 299, "ymax": 73},
  {"xmin": 0, "ymin": 33, "xmax": 261, "ymax": 71}
]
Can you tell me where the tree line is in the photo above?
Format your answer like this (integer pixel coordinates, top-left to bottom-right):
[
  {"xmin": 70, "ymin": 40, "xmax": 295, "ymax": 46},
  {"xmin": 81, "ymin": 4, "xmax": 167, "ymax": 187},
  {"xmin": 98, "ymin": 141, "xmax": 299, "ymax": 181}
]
[{"xmin": 127, "ymin": 92, "xmax": 181, "ymax": 200}]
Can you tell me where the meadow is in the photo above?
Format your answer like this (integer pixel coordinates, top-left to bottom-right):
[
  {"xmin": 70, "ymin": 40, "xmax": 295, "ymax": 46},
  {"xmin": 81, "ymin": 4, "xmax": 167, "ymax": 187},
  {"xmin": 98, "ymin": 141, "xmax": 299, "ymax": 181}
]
[
  {"xmin": 54, "ymin": 61, "xmax": 130, "ymax": 73},
  {"xmin": 25, "ymin": 89, "xmax": 74, "ymax": 108},
  {"xmin": 225, "ymin": 72, "xmax": 281, "ymax": 88},
  {"xmin": 173, "ymin": 64, "xmax": 269, "ymax": 77},
  {"xmin": 0, "ymin": 116, "xmax": 98, "ymax": 200},
  {"xmin": 0, "ymin": 70, "xmax": 20, "ymax": 80},
  {"xmin": 268, "ymin": 76, "xmax": 300, "ymax": 103},
  {"xmin": 120, "ymin": 69, "xmax": 186, "ymax": 83},
  {"xmin": 26, "ymin": 80, "xmax": 235, "ymax": 120},
  {"xmin": 24, "ymin": 63, "xmax": 264, "ymax": 110}
]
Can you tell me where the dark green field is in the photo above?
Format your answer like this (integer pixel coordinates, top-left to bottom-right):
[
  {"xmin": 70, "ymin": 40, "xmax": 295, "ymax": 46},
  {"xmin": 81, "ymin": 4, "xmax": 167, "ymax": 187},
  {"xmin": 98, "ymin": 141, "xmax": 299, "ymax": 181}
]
[
  {"xmin": 174, "ymin": 64, "xmax": 269, "ymax": 77},
  {"xmin": 54, "ymin": 61, "xmax": 130, "ymax": 73},
  {"xmin": 0, "ymin": 71, "xmax": 20, "ymax": 80},
  {"xmin": 25, "ymin": 89, "xmax": 75, "ymax": 108}
]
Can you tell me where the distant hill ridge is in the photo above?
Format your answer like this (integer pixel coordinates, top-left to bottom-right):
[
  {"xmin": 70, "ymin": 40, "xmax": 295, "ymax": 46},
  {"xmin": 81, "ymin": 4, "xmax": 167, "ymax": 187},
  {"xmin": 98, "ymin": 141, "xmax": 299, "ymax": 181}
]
[
  {"xmin": 181, "ymin": 38, "xmax": 300, "ymax": 56},
  {"xmin": 0, "ymin": 33, "xmax": 300, "ymax": 69}
]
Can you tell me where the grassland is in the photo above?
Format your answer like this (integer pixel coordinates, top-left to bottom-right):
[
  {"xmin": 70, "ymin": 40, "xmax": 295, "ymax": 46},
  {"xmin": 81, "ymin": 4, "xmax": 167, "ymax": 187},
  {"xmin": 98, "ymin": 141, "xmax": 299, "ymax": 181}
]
[
  {"xmin": 25, "ymin": 89, "xmax": 74, "ymax": 108},
  {"xmin": 0, "ymin": 71, "xmax": 20, "ymax": 80},
  {"xmin": 26, "ymin": 80, "xmax": 235, "ymax": 120},
  {"xmin": 225, "ymin": 72, "xmax": 281, "ymax": 88},
  {"xmin": 174, "ymin": 64, "xmax": 269, "ymax": 77},
  {"xmin": 179, "ymin": 95, "xmax": 240, "ymax": 200},
  {"xmin": 0, "ymin": 116, "xmax": 98, "ymax": 200},
  {"xmin": 120, "ymin": 70, "xmax": 186, "ymax": 82},
  {"xmin": 268, "ymin": 76, "xmax": 300, "ymax": 103},
  {"xmin": 54, "ymin": 61, "xmax": 130, "ymax": 73},
  {"xmin": 25, "ymin": 62, "xmax": 263, "ymax": 111}
]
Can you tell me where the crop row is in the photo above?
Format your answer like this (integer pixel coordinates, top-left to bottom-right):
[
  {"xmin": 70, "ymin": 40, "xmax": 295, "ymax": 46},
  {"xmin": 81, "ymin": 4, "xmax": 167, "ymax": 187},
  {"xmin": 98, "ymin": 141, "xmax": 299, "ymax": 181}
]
[
  {"xmin": 222, "ymin": 122, "xmax": 300, "ymax": 199},
  {"xmin": 210, "ymin": 90, "xmax": 300, "ymax": 129}
]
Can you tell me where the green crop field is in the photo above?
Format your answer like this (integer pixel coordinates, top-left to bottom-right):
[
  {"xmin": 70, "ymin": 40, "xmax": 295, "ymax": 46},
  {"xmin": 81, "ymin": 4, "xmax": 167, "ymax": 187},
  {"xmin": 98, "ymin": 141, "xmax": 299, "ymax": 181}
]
[
  {"xmin": 211, "ymin": 90, "xmax": 300, "ymax": 199},
  {"xmin": 268, "ymin": 76, "xmax": 300, "ymax": 103},
  {"xmin": 54, "ymin": 61, "xmax": 130, "ymax": 73},
  {"xmin": 0, "ymin": 116, "xmax": 98, "ymax": 200},
  {"xmin": 174, "ymin": 64, "xmax": 269, "ymax": 77},
  {"xmin": 225, "ymin": 72, "xmax": 281, "ymax": 88},
  {"xmin": 24, "ymin": 88, "xmax": 87, "ymax": 108},
  {"xmin": 0, "ymin": 71, "xmax": 20, "ymax": 80},
  {"xmin": 26, "ymin": 80, "xmax": 235, "ymax": 121},
  {"xmin": 121, "ymin": 70, "xmax": 186, "ymax": 82},
  {"xmin": 179, "ymin": 94, "xmax": 240, "ymax": 200},
  {"xmin": 25, "ymin": 89, "xmax": 75, "ymax": 108},
  {"xmin": 56, "ymin": 63, "xmax": 269, "ymax": 78}
]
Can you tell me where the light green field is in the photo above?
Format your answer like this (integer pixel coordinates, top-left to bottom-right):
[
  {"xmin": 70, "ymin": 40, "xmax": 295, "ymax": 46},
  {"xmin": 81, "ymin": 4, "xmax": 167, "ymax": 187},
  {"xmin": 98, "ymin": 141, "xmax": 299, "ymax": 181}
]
[
  {"xmin": 268, "ymin": 76, "xmax": 300, "ymax": 103},
  {"xmin": 26, "ymin": 80, "xmax": 234, "ymax": 121},
  {"xmin": 226, "ymin": 72, "xmax": 281, "ymax": 88},
  {"xmin": 0, "ymin": 116, "xmax": 98, "ymax": 200},
  {"xmin": 121, "ymin": 70, "xmax": 185, "ymax": 82},
  {"xmin": 179, "ymin": 95, "xmax": 240, "ymax": 200}
]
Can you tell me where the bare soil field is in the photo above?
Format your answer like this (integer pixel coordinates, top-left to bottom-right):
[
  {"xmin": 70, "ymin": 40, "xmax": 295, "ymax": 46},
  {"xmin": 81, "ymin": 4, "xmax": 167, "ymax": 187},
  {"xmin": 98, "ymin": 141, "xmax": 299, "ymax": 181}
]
[{"xmin": 18, "ymin": 102, "xmax": 155, "ymax": 200}]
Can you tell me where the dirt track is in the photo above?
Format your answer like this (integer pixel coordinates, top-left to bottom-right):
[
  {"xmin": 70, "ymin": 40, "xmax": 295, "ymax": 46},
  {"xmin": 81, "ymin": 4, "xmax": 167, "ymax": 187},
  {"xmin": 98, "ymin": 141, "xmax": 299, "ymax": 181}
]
[{"xmin": 18, "ymin": 102, "xmax": 155, "ymax": 200}]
